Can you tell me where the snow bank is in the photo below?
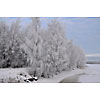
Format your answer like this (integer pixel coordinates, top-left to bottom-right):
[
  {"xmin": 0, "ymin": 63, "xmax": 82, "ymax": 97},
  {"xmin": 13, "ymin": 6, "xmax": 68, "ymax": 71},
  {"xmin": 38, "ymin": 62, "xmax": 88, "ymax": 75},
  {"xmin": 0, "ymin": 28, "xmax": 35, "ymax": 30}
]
[
  {"xmin": 37, "ymin": 64, "xmax": 100, "ymax": 83},
  {"xmin": 59, "ymin": 64, "xmax": 100, "ymax": 83},
  {"xmin": 0, "ymin": 68, "xmax": 31, "ymax": 83},
  {"xmin": 37, "ymin": 68, "xmax": 85, "ymax": 83},
  {"xmin": 0, "ymin": 67, "xmax": 85, "ymax": 83},
  {"xmin": 0, "ymin": 64, "xmax": 99, "ymax": 83}
]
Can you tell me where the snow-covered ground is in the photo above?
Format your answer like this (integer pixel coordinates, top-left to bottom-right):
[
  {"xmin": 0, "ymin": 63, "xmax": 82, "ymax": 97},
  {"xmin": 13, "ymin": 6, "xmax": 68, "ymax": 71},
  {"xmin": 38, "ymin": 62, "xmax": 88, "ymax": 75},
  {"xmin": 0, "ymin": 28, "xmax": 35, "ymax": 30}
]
[
  {"xmin": 0, "ymin": 64, "xmax": 100, "ymax": 83},
  {"xmin": 79, "ymin": 64, "xmax": 100, "ymax": 83},
  {"xmin": 59, "ymin": 64, "xmax": 100, "ymax": 83},
  {"xmin": 37, "ymin": 69, "xmax": 85, "ymax": 83},
  {"xmin": 37, "ymin": 64, "xmax": 100, "ymax": 83},
  {"xmin": 0, "ymin": 68, "xmax": 31, "ymax": 83}
]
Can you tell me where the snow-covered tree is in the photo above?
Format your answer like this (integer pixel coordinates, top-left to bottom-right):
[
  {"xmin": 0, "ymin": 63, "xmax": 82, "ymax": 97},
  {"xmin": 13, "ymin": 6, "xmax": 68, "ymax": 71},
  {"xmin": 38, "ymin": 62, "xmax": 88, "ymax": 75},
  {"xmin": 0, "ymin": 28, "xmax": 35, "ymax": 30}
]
[
  {"xmin": 24, "ymin": 18, "xmax": 86, "ymax": 78},
  {"xmin": 0, "ymin": 17, "xmax": 86, "ymax": 79},
  {"xmin": 0, "ymin": 21, "xmax": 9, "ymax": 68},
  {"xmin": 23, "ymin": 17, "xmax": 43, "ymax": 77},
  {"xmin": 76, "ymin": 46, "xmax": 86, "ymax": 68},
  {"xmin": 68, "ymin": 42, "xmax": 86, "ymax": 70},
  {"xmin": 9, "ymin": 19, "xmax": 28, "ymax": 68},
  {"xmin": 0, "ymin": 19, "xmax": 28, "ymax": 68},
  {"xmin": 40, "ymin": 19, "xmax": 70, "ymax": 77},
  {"xmin": 1, "ymin": 17, "xmax": 86, "ymax": 78}
]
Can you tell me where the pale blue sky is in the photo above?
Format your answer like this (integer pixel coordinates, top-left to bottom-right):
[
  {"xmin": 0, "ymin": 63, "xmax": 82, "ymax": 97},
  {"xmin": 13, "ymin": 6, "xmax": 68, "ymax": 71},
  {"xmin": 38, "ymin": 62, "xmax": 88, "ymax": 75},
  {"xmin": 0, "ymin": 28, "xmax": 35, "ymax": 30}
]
[{"xmin": 0, "ymin": 17, "xmax": 100, "ymax": 54}]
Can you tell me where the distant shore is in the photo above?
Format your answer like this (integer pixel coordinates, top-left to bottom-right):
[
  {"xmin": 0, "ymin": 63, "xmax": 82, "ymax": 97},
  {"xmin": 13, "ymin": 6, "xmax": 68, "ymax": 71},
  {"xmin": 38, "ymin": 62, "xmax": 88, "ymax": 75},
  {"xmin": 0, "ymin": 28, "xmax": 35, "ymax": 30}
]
[{"xmin": 86, "ymin": 61, "xmax": 100, "ymax": 64}]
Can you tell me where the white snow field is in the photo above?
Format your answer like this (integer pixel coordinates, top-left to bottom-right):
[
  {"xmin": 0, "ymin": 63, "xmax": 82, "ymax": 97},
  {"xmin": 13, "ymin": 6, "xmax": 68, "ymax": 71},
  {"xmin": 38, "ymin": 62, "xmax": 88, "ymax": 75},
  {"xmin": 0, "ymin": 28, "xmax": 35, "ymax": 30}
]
[
  {"xmin": 0, "ymin": 64, "xmax": 100, "ymax": 83},
  {"xmin": 0, "ymin": 68, "xmax": 32, "ymax": 83},
  {"xmin": 79, "ymin": 64, "xmax": 100, "ymax": 83},
  {"xmin": 38, "ymin": 64, "xmax": 100, "ymax": 83},
  {"xmin": 59, "ymin": 64, "xmax": 100, "ymax": 83}
]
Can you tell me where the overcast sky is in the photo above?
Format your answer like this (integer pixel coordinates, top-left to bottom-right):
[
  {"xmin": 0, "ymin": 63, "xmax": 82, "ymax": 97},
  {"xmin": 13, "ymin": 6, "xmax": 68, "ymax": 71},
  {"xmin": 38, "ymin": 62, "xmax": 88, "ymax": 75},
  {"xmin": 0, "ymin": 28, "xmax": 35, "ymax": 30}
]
[{"xmin": 0, "ymin": 17, "xmax": 100, "ymax": 54}]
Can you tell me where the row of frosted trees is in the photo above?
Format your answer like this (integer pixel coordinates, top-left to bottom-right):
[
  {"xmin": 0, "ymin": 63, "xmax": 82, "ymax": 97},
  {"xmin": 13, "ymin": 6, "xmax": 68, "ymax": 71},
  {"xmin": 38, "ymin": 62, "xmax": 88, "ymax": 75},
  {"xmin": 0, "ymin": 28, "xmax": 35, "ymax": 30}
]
[
  {"xmin": 0, "ymin": 18, "xmax": 86, "ymax": 78},
  {"xmin": 22, "ymin": 18, "xmax": 86, "ymax": 78},
  {"xmin": 0, "ymin": 20, "xmax": 28, "ymax": 68}
]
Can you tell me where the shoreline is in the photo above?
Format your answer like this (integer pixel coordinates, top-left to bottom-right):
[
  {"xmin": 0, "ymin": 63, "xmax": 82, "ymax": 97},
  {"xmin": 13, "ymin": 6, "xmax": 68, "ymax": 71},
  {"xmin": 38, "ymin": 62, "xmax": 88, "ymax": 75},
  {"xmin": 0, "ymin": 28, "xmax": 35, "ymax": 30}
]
[{"xmin": 60, "ymin": 64, "xmax": 100, "ymax": 83}]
